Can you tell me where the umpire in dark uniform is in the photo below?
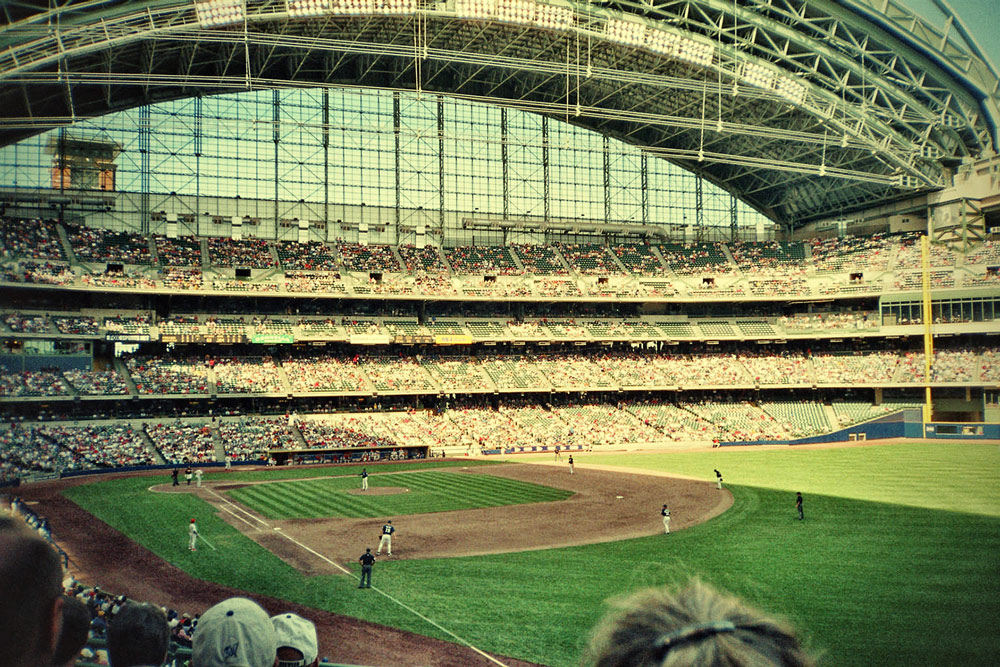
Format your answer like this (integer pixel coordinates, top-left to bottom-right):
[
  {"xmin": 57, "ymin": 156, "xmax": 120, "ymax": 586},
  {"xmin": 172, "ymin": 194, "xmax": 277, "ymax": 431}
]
[{"xmin": 358, "ymin": 548, "xmax": 375, "ymax": 588}]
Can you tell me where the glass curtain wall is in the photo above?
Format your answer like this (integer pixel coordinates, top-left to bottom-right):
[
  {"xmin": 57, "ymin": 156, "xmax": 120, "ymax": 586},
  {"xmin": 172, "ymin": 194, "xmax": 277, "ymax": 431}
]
[{"xmin": 0, "ymin": 88, "xmax": 771, "ymax": 241}]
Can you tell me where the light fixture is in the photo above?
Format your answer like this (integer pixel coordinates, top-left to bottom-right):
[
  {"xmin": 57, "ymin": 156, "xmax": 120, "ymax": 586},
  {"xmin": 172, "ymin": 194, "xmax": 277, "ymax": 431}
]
[
  {"xmin": 740, "ymin": 61, "xmax": 775, "ymax": 90},
  {"xmin": 286, "ymin": 0, "xmax": 331, "ymax": 18},
  {"xmin": 194, "ymin": 0, "xmax": 245, "ymax": 27},
  {"xmin": 775, "ymin": 77, "xmax": 806, "ymax": 105},
  {"xmin": 605, "ymin": 18, "xmax": 646, "ymax": 48},
  {"xmin": 534, "ymin": 4, "xmax": 573, "ymax": 31}
]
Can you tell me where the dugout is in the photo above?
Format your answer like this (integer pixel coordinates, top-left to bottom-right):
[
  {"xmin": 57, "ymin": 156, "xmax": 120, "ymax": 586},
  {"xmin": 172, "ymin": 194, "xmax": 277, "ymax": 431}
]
[{"xmin": 269, "ymin": 444, "xmax": 428, "ymax": 466}]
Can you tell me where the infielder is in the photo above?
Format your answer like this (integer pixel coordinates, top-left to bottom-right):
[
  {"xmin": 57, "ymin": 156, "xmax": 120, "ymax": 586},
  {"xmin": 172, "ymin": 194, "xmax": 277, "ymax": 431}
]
[
  {"xmin": 224, "ymin": 454, "xmax": 232, "ymax": 472},
  {"xmin": 568, "ymin": 455, "xmax": 574, "ymax": 474},
  {"xmin": 661, "ymin": 504, "xmax": 671, "ymax": 534},
  {"xmin": 188, "ymin": 518, "xmax": 198, "ymax": 551},
  {"xmin": 194, "ymin": 469, "xmax": 203, "ymax": 488},
  {"xmin": 184, "ymin": 466, "xmax": 193, "ymax": 486},
  {"xmin": 715, "ymin": 469, "xmax": 723, "ymax": 490},
  {"xmin": 377, "ymin": 520, "xmax": 394, "ymax": 556},
  {"xmin": 360, "ymin": 468, "xmax": 369, "ymax": 491}
]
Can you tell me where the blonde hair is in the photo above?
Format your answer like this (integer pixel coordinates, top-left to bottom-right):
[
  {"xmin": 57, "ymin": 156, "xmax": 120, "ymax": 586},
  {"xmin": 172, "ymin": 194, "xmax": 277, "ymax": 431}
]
[{"xmin": 582, "ymin": 579, "xmax": 814, "ymax": 667}]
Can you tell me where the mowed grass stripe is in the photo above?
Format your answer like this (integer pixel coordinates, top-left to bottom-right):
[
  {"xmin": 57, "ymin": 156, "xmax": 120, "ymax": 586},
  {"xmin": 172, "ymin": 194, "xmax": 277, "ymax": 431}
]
[{"xmin": 226, "ymin": 470, "xmax": 572, "ymax": 519}]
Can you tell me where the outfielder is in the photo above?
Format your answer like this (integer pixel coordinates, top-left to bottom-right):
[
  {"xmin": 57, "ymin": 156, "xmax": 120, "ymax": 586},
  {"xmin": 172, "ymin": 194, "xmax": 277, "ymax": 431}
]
[
  {"xmin": 568, "ymin": 455, "xmax": 574, "ymax": 474},
  {"xmin": 715, "ymin": 469, "xmax": 723, "ymax": 490},
  {"xmin": 188, "ymin": 518, "xmax": 198, "ymax": 551},
  {"xmin": 194, "ymin": 469, "xmax": 203, "ymax": 488},
  {"xmin": 661, "ymin": 504, "xmax": 671, "ymax": 534},
  {"xmin": 377, "ymin": 520, "xmax": 394, "ymax": 556},
  {"xmin": 360, "ymin": 468, "xmax": 369, "ymax": 491}
]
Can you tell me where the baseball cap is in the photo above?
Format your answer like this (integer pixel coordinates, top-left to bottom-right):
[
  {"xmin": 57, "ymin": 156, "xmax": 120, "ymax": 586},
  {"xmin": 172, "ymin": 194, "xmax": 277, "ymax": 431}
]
[
  {"xmin": 192, "ymin": 597, "xmax": 277, "ymax": 667},
  {"xmin": 271, "ymin": 613, "xmax": 318, "ymax": 667}
]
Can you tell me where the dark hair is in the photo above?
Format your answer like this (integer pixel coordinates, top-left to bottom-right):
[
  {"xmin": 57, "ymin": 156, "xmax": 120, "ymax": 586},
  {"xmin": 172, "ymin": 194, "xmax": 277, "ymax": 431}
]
[
  {"xmin": 583, "ymin": 579, "xmax": 814, "ymax": 667},
  {"xmin": 108, "ymin": 602, "xmax": 169, "ymax": 667},
  {"xmin": 54, "ymin": 596, "xmax": 91, "ymax": 665},
  {"xmin": 0, "ymin": 517, "xmax": 65, "ymax": 667}
]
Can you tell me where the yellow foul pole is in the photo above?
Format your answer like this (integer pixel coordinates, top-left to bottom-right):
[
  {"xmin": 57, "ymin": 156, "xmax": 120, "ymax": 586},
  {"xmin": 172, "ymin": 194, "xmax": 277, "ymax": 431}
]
[{"xmin": 921, "ymin": 235, "xmax": 933, "ymax": 425}]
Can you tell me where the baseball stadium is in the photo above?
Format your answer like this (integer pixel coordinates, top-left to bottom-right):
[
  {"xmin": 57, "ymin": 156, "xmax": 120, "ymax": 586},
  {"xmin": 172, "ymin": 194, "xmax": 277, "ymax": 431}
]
[{"xmin": 1, "ymin": 0, "xmax": 999, "ymax": 665}]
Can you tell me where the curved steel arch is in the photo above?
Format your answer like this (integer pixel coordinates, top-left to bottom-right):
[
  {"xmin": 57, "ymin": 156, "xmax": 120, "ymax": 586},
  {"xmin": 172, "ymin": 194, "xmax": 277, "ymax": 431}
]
[{"xmin": 0, "ymin": 0, "xmax": 996, "ymax": 227}]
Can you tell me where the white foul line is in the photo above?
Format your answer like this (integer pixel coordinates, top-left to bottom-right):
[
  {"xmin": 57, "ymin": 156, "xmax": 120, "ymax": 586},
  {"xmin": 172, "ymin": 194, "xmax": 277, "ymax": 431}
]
[{"xmin": 203, "ymin": 488, "xmax": 508, "ymax": 667}]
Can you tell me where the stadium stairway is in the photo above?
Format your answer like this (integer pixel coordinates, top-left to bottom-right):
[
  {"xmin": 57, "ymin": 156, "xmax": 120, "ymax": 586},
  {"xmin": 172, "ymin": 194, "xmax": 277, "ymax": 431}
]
[
  {"xmin": 823, "ymin": 403, "xmax": 840, "ymax": 432},
  {"xmin": 210, "ymin": 426, "xmax": 226, "ymax": 462},
  {"xmin": 112, "ymin": 357, "xmax": 139, "ymax": 395},
  {"xmin": 274, "ymin": 361, "xmax": 293, "ymax": 393},
  {"xmin": 390, "ymin": 245, "xmax": 405, "ymax": 270},
  {"xmin": 290, "ymin": 423, "xmax": 310, "ymax": 449},
  {"xmin": 199, "ymin": 237, "xmax": 210, "ymax": 270},
  {"xmin": 56, "ymin": 370, "xmax": 79, "ymax": 398},
  {"xmin": 146, "ymin": 235, "xmax": 158, "ymax": 265},
  {"xmin": 141, "ymin": 429, "xmax": 166, "ymax": 465},
  {"xmin": 55, "ymin": 223, "xmax": 76, "ymax": 264}
]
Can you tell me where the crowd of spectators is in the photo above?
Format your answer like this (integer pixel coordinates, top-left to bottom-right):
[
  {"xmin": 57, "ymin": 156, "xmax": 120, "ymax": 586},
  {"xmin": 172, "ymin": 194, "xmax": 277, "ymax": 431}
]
[
  {"xmin": 445, "ymin": 245, "xmax": 520, "ymax": 275},
  {"xmin": 52, "ymin": 315, "xmax": 100, "ymax": 336},
  {"xmin": 297, "ymin": 418, "xmax": 398, "ymax": 449},
  {"xmin": 284, "ymin": 271, "xmax": 347, "ymax": 293},
  {"xmin": 81, "ymin": 269, "xmax": 157, "ymax": 290},
  {"xmin": 38, "ymin": 423, "xmax": 155, "ymax": 468},
  {"xmin": 810, "ymin": 233, "xmax": 894, "ymax": 273},
  {"xmin": 894, "ymin": 233, "xmax": 956, "ymax": 269},
  {"xmin": 558, "ymin": 243, "xmax": 619, "ymax": 275},
  {"xmin": 611, "ymin": 244, "xmax": 663, "ymax": 275},
  {"xmin": 339, "ymin": 243, "xmax": 400, "ymax": 272},
  {"xmin": 658, "ymin": 242, "xmax": 732, "ymax": 274},
  {"xmin": 146, "ymin": 421, "xmax": 216, "ymax": 463},
  {"xmin": 1, "ymin": 424, "xmax": 83, "ymax": 480},
  {"xmin": 278, "ymin": 240, "xmax": 340, "ymax": 271},
  {"xmin": 207, "ymin": 237, "xmax": 275, "ymax": 268},
  {"xmin": 16, "ymin": 261, "xmax": 76, "ymax": 285},
  {"xmin": 161, "ymin": 267, "xmax": 203, "ymax": 290},
  {"xmin": 0, "ymin": 370, "xmax": 69, "ymax": 397},
  {"xmin": 126, "ymin": 356, "xmax": 210, "ymax": 394},
  {"xmin": 67, "ymin": 225, "xmax": 152, "ymax": 265},
  {"xmin": 1, "ymin": 216, "xmax": 65, "ymax": 260},
  {"xmin": 154, "ymin": 235, "xmax": 203, "ymax": 266},
  {"xmin": 214, "ymin": 357, "xmax": 284, "ymax": 394},
  {"xmin": 511, "ymin": 244, "xmax": 568, "ymax": 275},
  {"xmin": 283, "ymin": 354, "xmax": 369, "ymax": 392},
  {"xmin": 778, "ymin": 311, "xmax": 878, "ymax": 332},
  {"xmin": 218, "ymin": 417, "xmax": 292, "ymax": 460},
  {"xmin": 63, "ymin": 369, "xmax": 130, "ymax": 395},
  {"xmin": 3, "ymin": 312, "xmax": 51, "ymax": 334},
  {"xmin": 363, "ymin": 356, "xmax": 437, "ymax": 392},
  {"xmin": 398, "ymin": 244, "xmax": 448, "ymax": 272}
]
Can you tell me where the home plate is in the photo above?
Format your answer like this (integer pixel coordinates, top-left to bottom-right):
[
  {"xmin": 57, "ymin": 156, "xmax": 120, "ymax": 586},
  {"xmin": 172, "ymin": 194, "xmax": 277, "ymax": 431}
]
[{"xmin": 615, "ymin": 495, "xmax": 624, "ymax": 499}]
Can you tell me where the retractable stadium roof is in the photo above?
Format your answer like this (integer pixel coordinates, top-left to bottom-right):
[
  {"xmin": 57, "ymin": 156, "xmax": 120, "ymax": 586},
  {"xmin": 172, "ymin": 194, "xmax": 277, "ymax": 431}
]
[{"xmin": 1, "ymin": 0, "xmax": 997, "ymax": 228}]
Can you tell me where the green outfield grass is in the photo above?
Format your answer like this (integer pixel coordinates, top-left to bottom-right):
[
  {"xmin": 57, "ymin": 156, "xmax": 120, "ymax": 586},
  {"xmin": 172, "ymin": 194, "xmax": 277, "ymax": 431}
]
[
  {"xmin": 62, "ymin": 443, "xmax": 1000, "ymax": 666},
  {"xmin": 225, "ymin": 469, "xmax": 573, "ymax": 519}
]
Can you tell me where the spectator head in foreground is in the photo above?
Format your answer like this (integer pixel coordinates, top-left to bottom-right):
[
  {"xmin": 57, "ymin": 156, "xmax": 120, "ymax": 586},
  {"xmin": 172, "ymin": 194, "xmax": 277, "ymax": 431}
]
[
  {"xmin": 582, "ymin": 579, "xmax": 814, "ymax": 667},
  {"xmin": 108, "ymin": 602, "xmax": 170, "ymax": 667},
  {"xmin": 53, "ymin": 595, "xmax": 91, "ymax": 667},
  {"xmin": 192, "ymin": 597, "xmax": 277, "ymax": 667},
  {"xmin": 271, "ymin": 612, "xmax": 319, "ymax": 667},
  {"xmin": 0, "ymin": 516, "xmax": 65, "ymax": 667}
]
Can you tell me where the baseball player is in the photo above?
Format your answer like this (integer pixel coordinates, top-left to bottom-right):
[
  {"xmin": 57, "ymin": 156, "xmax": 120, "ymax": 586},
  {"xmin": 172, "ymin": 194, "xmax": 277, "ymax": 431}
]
[
  {"xmin": 358, "ymin": 548, "xmax": 375, "ymax": 588},
  {"xmin": 188, "ymin": 518, "xmax": 198, "ymax": 551},
  {"xmin": 185, "ymin": 466, "xmax": 193, "ymax": 486},
  {"xmin": 568, "ymin": 455, "xmax": 574, "ymax": 474},
  {"xmin": 554, "ymin": 446, "xmax": 561, "ymax": 461},
  {"xmin": 224, "ymin": 454, "xmax": 232, "ymax": 472},
  {"xmin": 194, "ymin": 469, "xmax": 203, "ymax": 488},
  {"xmin": 360, "ymin": 468, "xmax": 369, "ymax": 491},
  {"xmin": 796, "ymin": 492, "xmax": 804, "ymax": 520},
  {"xmin": 661, "ymin": 504, "xmax": 671, "ymax": 534},
  {"xmin": 377, "ymin": 520, "xmax": 394, "ymax": 556},
  {"xmin": 715, "ymin": 469, "xmax": 723, "ymax": 490},
  {"xmin": 171, "ymin": 468, "xmax": 179, "ymax": 487}
]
